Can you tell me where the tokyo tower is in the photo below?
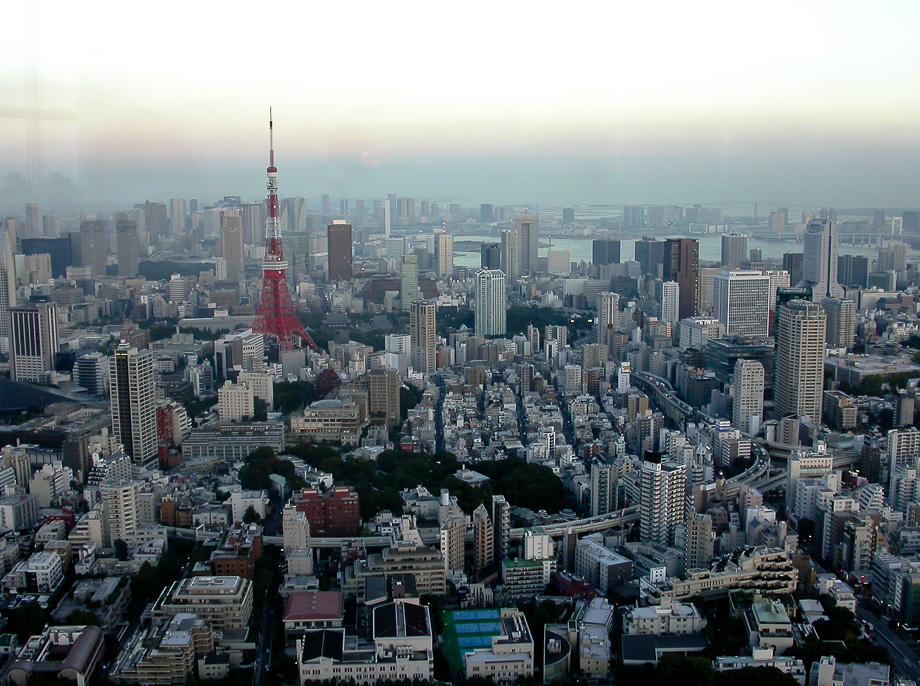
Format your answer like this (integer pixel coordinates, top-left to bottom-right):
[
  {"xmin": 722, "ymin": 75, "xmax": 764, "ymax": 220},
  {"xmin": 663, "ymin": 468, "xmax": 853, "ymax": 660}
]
[{"xmin": 252, "ymin": 111, "xmax": 318, "ymax": 350}]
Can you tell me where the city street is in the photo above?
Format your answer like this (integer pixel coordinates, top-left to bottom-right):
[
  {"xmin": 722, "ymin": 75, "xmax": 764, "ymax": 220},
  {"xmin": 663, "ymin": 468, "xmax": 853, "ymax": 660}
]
[{"xmin": 856, "ymin": 605, "xmax": 920, "ymax": 682}]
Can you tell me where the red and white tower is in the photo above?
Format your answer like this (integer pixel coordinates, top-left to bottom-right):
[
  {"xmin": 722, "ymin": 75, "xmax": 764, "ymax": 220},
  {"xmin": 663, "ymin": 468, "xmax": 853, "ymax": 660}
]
[{"xmin": 252, "ymin": 112, "xmax": 317, "ymax": 350}]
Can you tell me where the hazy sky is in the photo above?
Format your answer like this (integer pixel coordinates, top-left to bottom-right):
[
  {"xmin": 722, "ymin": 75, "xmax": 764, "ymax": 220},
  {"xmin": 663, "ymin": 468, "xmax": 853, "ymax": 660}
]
[{"xmin": 3, "ymin": 0, "xmax": 920, "ymax": 210}]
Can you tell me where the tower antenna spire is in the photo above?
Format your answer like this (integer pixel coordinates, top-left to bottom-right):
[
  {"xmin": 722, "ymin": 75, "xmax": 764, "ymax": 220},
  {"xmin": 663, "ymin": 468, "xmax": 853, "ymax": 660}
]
[{"xmin": 269, "ymin": 107, "xmax": 274, "ymax": 168}]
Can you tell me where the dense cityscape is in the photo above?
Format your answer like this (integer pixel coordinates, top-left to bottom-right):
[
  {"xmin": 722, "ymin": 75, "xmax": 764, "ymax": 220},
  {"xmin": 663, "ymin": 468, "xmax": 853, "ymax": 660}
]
[{"xmin": 1, "ymin": 118, "xmax": 920, "ymax": 686}]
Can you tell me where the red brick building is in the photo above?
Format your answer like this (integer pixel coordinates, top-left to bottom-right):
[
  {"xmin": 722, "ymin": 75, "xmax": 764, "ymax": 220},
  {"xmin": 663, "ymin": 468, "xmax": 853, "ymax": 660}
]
[{"xmin": 293, "ymin": 486, "xmax": 361, "ymax": 537}]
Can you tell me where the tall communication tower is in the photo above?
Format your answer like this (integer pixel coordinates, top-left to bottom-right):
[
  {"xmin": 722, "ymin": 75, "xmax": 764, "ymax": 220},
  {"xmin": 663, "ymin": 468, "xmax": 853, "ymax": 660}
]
[{"xmin": 252, "ymin": 112, "xmax": 318, "ymax": 351}]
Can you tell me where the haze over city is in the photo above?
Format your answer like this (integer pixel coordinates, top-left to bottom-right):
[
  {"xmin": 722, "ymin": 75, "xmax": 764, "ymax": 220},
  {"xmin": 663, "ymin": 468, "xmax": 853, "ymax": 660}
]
[{"xmin": 3, "ymin": 0, "xmax": 920, "ymax": 209}]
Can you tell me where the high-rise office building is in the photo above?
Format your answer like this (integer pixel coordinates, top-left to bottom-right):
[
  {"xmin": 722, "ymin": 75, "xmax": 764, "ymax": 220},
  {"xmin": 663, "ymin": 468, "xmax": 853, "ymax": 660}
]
[
  {"xmin": 802, "ymin": 219, "xmax": 844, "ymax": 299},
  {"xmin": 24, "ymin": 203, "xmax": 40, "ymax": 237},
  {"xmin": 823, "ymin": 297, "xmax": 856, "ymax": 350},
  {"xmin": 80, "ymin": 220, "xmax": 107, "ymax": 278},
  {"xmin": 116, "ymin": 220, "xmax": 139, "ymax": 278},
  {"xmin": 480, "ymin": 204, "xmax": 494, "ymax": 223},
  {"xmin": 400, "ymin": 255, "xmax": 420, "ymax": 311},
  {"xmin": 474, "ymin": 269, "xmax": 506, "ymax": 337},
  {"xmin": 713, "ymin": 270, "xmax": 771, "ymax": 337},
  {"xmin": 368, "ymin": 368, "xmax": 401, "ymax": 427},
  {"xmin": 410, "ymin": 301, "xmax": 437, "ymax": 375},
  {"xmin": 9, "ymin": 301, "xmax": 59, "ymax": 382},
  {"xmin": 597, "ymin": 292, "xmax": 619, "ymax": 347},
  {"xmin": 663, "ymin": 238, "xmax": 699, "ymax": 320},
  {"xmin": 144, "ymin": 201, "xmax": 168, "ymax": 245},
  {"xmin": 501, "ymin": 229, "xmax": 520, "ymax": 285},
  {"xmin": 592, "ymin": 239, "xmax": 621, "ymax": 266},
  {"xmin": 220, "ymin": 209, "xmax": 245, "ymax": 280},
  {"xmin": 590, "ymin": 462, "xmax": 613, "ymax": 516},
  {"xmin": 513, "ymin": 213, "xmax": 539, "ymax": 275},
  {"xmin": 481, "ymin": 242, "xmax": 501, "ymax": 270},
  {"xmin": 435, "ymin": 230, "xmax": 453, "ymax": 277},
  {"xmin": 622, "ymin": 205, "xmax": 644, "ymax": 228},
  {"xmin": 547, "ymin": 249, "xmax": 571, "ymax": 275},
  {"xmin": 783, "ymin": 253, "xmax": 804, "ymax": 288},
  {"xmin": 639, "ymin": 457, "xmax": 686, "ymax": 546},
  {"xmin": 110, "ymin": 342, "xmax": 158, "ymax": 470},
  {"xmin": 732, "ymin": 359, "xmax": 764, "ymax": 435},
  {"xmin": 327, "ymin": 221, "xmax": 353, "ymax": 281},
  {"xmin": 720, "ymin": 233, "xmax": 748, "ymax": 269},
  {"xmin": 169, "ymin": 198, "xmax": 186, "ymax": 236},
  {"xmin": 660, "ymin": 281, "xmax": 680, "ymax": 326},
  {"xmin": 562, "ymin": 207, "xmax": 575, "ymax": 224},
  {"xmin": 774, "ymin": 299, "xmax": 826, "ymax": 422},
  {"xmin": 74, "ymin": 352, "xmax": 109, "ymax": 397},
  {"xmin": 0, "ymin": 229, "xmax": 15, "ymax": 353},
  {"xmin": 635, "ymin": 237, "xmax": 665, "ymax": 277},
  {"xmin": 321, "ymin": 194, "xmax": 331, "ymax": 218}
]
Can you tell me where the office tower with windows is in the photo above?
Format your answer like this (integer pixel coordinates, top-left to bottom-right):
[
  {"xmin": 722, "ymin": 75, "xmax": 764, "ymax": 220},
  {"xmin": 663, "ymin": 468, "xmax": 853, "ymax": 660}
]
[
  {"xmin": 513, "ymin": 213, "xmax": 539, "ymax": 275},
  {"xmin": 410, "ymin": 301, "xmax": 437, "ymax": 375},
  {"xmin": 0, "ymin": 230, "xmax": 15, "ymax": 353},
  {"xmin": 823, "ymin": 297, "xmax": 856, "ymax": 350},
  {"xmin": 660, "ymin": 281, "xmax": 680, "ymax": 326},
  {"xmin": 720, "ymin": 233, "xmax": 748, "ymax": 269},
  {"xmin": 663, "ymin": 238, "xmax": 699, "ymax": 320},
  {"xmin": 713, "ymin": 270, "xmax": 771, "ymax": 337},
  {"xmin": 481, "ymin": 242, "xmax": 501, "ymax": 270},
  {"xmin": 400, "ymin": 255, "xmax": 419, "ymax": 311},
  {"xmin": 774, "ymin": 299, "xmax": 826, "ymax": 422},
  {"xmin": 597, "ymin": 292, "xmax": 620, "ymax": 346},
  {"xmin": 435, "ymin": 229, "xmax": 453, "ymax": 278},
  {"xmin": 592, "ymin": 239, "xmax": 621, "ymax": 266},
  {"xmin": 480, "ymin": 204, "xmax": 494, "ymax": 223},
  {"xmin": 169, "ymin": 198, "xmax": 186, "ymax": 236},
  {"xmin": 368, "ymin": 368, "xmax": 401, "ymax": 427},
  {"xmin": 74, "ymin": 352, "xmax": 109, "ymax": 397},
  {"xmin": 474, "ymin": 269, "xmax": 506, "ymax": 337},
  {"xmin": 116, "ymin": 220, "xmax": 139, "ymax": 277},
  {"xmin": 80, "ymin": 220, "xmax": 107, "ymax": 278},
  {"xmin": 501, "ymin": 229, "xmax": 520, "ymax": 285},
  {"xmin": 9, "ymin": 301, "xmax": 58, "ymax": 382},
  {"xmin": 783, "ymin": 253, "xmax": 804, "ymax": 287},
  {"xmin": 635, "ymin": 237, "xmax": 665, "ymax": 277},
  {"xmin": 220, "ymin": 209, "xmax": 245, "ymax": 280},
  {"xmin": 802, "ymin": 219, "xmax": 844, "ymax": 299},
  {"xmin": 732, "ymin": 359, "xmax": 764, "ymax": 435},
  {"xmin": 110, "ymin": 342, "xmax": 158, "ymax": 470},
  {"xmin": 327, "ymin": 221, "xmax": 353, "ymax": 281}
]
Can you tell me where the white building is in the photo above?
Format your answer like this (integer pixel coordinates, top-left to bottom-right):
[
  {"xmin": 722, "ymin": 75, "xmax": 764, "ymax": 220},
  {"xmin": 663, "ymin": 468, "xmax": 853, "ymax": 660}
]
[
  {"xmin": 229, "ymin": 488, "xmax": 268, "ymax": 524},
  {"xmin": 732, "ymin": 359, "xmax": 764, "ymax": 435},
  {"xmin": 660, "ymin": 281, "xmax": 680, "ymax": 327},
  {"xmin": 640, "ymin": 459, "xmax": 686, "ymax": 546},
  {"xmin": 678, "ymin": 317, "xmax": 724, "ymax": 352},
  {"xmin": 110, "ymin": 342, "xmax": 158, "ymax": 470},
  {"xmin": 474, "ymin": 269, "xmax": 506, "ymax": 337},
  {"xmin": 218, "ymin": 382, "xmax": 255, "ymax": 422},
  {"xmin": 714, "ymin": 270, "xmax": 771, "ymax": 337},
  {"xmin": 9, "ymin": 301, "xmax": 59, "ymax": 383},
  {"xmin": 2, "ymin": 550, "xmax": 64, "ymax": 593}
]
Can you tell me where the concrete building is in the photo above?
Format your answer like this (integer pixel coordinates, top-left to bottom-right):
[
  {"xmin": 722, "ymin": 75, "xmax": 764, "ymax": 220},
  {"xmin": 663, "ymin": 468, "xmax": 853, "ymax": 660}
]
[
  {"xmin": 721, "ymin": 233, "xmax": 748, "ymax": 269},
  {"xmin": 116, "ymin": 219, "xmax": 140, "ymax": 277},
  {"xmin": 623, "ymin": 598, "xmax": 706, "ymax": 635},
  {"xmin": 218, "ymin": 382, "xmax": 254, "ymax": 422},
  {"xmin": 327, "ymin": 220, "xmax": 353, "ymax": 281},
  {"xmin": 9, "ymin": 301, "xmax": 59, "ymax": 383},
  {"xmin": 774, "ymin": 299, "xmax": 826, "ymax": 422},
  {"xmin": 410, "ymin": 300, "xmax": 437, "ymax": 375},
  {"xmin": 464, "ymin": 608, "xmax": 534, "ymax": 684},
  {"xmin": 290, "ymin": 398, "xmax": 368, "ymax": 446},
  {"xmin": 801, "ymin": 219, "xmax": 844, "ymax": 299},
  {"xmin": 574, "ymin": 539, "xmax": 632, "ymax": 594},
  {"xmin": 220, "ymin": 209, "xmax": 245, "ymax": 280},
  {"xmin": 640, "ymin": 458, "xmax": 686, "ymax": 547},
  {"xmin": 152, "ymin": 576, "xmax": 254, "ymax": 634},
  {"xmin": 732, "ymin": 359, "xmax": 765, "ymax": 435},
  {"xmin": 714, "ymin": 270, "xmax": 771, "ymax": 337},
  {"xmin": 110, "ymin": 342, "xmax": 158, "ymax": 470},
  {"xmin": 474, "ymin": 269, "xmax": 506, "ymax": 337}
]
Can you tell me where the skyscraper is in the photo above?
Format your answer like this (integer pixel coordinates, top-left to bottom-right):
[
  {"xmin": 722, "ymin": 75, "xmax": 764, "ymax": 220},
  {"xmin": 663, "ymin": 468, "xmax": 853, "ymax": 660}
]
[
  {"xmin": 80, "ymin": 220, "xmax": 107, "ymax": 278},
  {"xmin": 660, "ymin": 281, "xmax": 680, "ymax": 326},
  {"xmin": 597, "ymin": 292, "xmax": 620, "ymax": 347},
  {"xmin": 368, "ymin": 368, "xmax": 401, "ymax": 427},
  {"xmin": 474, "ymin": 269, "xmax": 506, "ymax": 337},
  {"xmin": 481, "ymin": 242, "xmax": 501, "ymax": 270},
  {"xmin": 639, "ymin": 457, "xmax": 686, "ymax": 546},
  {"xmin": 410, "ymin": 300, "xmax": 437, "ymax": 375},
  {"xmin": 480, "ymin": 204, "xmax": 494, "ymax": 223},
  {"xmin": 501, "ymin": 229, "xmax": 520, "ymax": 286},
  {"xmin": 144, "ymin": 201, "xmax": 168, "ymax": 245},
  {"xmin": 110, "ymin": 342, "xmax": 158, "ymax": 470},
  {"xmin": 472, "ymin": 504, "xmax": 494, "ymax": 580},
  {"xmin": 400, "ymin": 254, "xmax": 419, "ymax": 311},
  {"xmin": 635, "ymin": 237, "xmax": 665, "ymax": 277},
  {"xmin": 801, "ymin": 219, "xmax": 844, "ymax": 299},
  {"xmin": 169, "ymin": 198, "xmax": 186, "ymax": 236},
  {"xmin": 720, "ymin": 233, "xmax": 748, "ymax": 269},
  {"xmin": 435, "ymin": 229, "xmax": 453, "ymax": 278},
  {"xmin": 774, "ymin": 299, "xmax": 826, "ymax": 422},
  {"xmin": 823, "ymin": 297, "xmax": 856, "ymax": 350},
  {"xmin": 663, "ymin": 238, "xmax": 699, "ymax": 319},
  {"xmin": 9, "ymin": 301, "xmax": 58, "ymax": 382},
  {"xmin": 732, "ymin": 359, "xmax": 764, "ymax": 435},
  {"xmin": 513, "ymin": 213, "xmax": 539, "ymax": 275},
  {"xmin": 590, "ymin": 462, "xmax": 613, "ymax": 516},
  {"xmin": 713, "ymin": 270, "xmax": 771, "ymax": 337},
  {"xmin": 592, "ymin": 239, "xmax": 621, "ymax": 266},
  {"xmin": 327, "ymin": 220, "xmax": 353, "ymax": 281},
  {"xmin": 0, "ymin": 228, "xmax": 15, "ymax": 353},
  {"xmin": 116, "ymin": 220, "xmax": 139, "ymax": 278},
  {"xmin": 220, "ymin": 209, "xmax": 245, "ymax": 280}
]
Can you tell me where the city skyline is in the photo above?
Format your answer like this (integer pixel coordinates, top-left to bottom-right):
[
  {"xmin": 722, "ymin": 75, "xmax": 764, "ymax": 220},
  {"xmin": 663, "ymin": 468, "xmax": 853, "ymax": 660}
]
[{"xmin": 2, "ymin": 2, "xmax": 920, "ymax": 209}]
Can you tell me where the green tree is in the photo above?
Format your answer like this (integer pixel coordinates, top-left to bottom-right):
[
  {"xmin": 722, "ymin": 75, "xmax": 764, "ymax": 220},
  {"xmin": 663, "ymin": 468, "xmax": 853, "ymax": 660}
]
[
  {"xmin": 13, "ymin": 602, "xmax": 47, "ymax": 641},
  {"xmin": 243, "ymin": 505, "xmax": 263, "ymax": 525},
  {"xmin": 66, "ymin": 609, "xmax": 101, "ymax": 626},
  {"xmin": 114, "ymin": 538, "xmax": 129, "ymax": 561}
]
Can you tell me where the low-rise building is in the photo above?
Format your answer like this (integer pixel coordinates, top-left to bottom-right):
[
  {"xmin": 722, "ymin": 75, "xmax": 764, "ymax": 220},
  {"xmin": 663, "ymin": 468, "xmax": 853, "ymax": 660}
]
[
  {"xmin": 623, "ymin": 598, "xmax": 706, "ymax": 635},
  {"xmin": 2, "ymin": 550, "xmax": 64, "ymax": 593},
  {"xmin": 152, "ymin": 576, "xmax": 253, "ymax": 635},
  {"xmin": 7, "ymin": 625, "xmax": 105, "ymax": 686},
  {"xmin": 283, "ymin": 591, "xmax": 345, "ymax": 641},
  {"xmin": 464, "ymin": 608, "xmax": 535, "ymax": 684},
  {"xmin": 290, "ymin": 398, "xmax": 368, "ymax": 446},
  {"xmin": 501, "ymin": 558, "xmax": 556, "ymax": 599},
  {"xmin": 110, "ymin": 613, "xmax": 214, "ymax": 685},
  {"xmin": 744, "ymin": 599, "xmax": 794, "ymax": 654},
  {"xmin": 809, "ymin": 655, "xmax": 890, "ymax": 686},
  {"xmin": 714, "ymin": 647, "xmax": 806, "ymax": 685}
]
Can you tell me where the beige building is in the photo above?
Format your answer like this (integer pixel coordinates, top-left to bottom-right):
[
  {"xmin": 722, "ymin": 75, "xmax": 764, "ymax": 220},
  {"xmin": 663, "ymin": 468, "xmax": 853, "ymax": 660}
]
[
  {"xmin": 152, "ymin": 576, "xmax": 253, "ymax": 634},
  {"xmin": 290, "ymin": 398, "xmax": 368, "ymax": 446},
  {"xmin": 111, "ymin": 613, "xmax": 213, "ymax": 685},
  {"xmin": 218, "ymin": 382, "xmax": 255, "ymax": 422},
  {"xmin": 464, "ymin": 608, "xmax": 534, "ymax": 684}
]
